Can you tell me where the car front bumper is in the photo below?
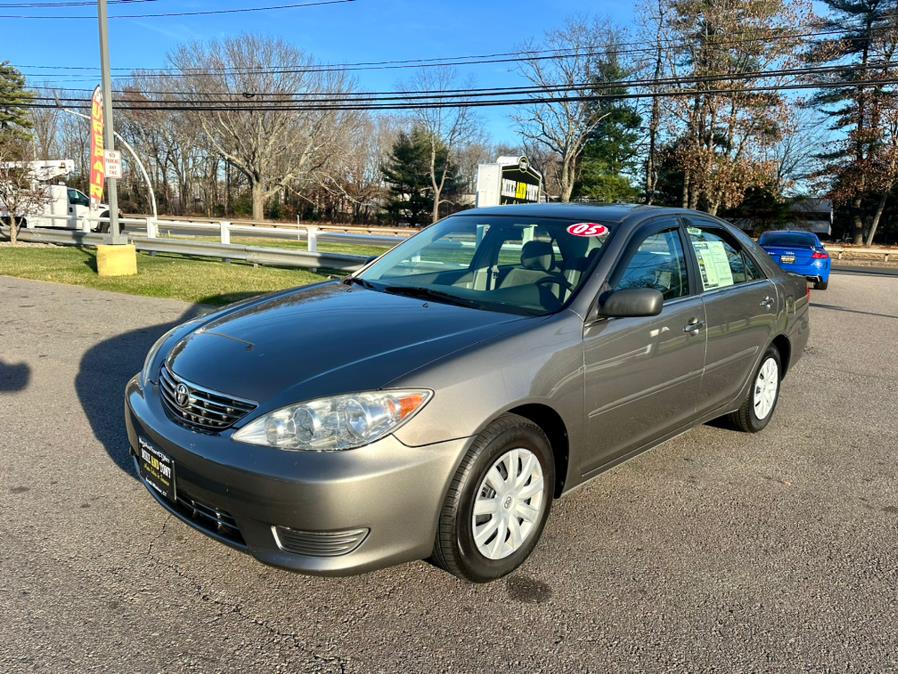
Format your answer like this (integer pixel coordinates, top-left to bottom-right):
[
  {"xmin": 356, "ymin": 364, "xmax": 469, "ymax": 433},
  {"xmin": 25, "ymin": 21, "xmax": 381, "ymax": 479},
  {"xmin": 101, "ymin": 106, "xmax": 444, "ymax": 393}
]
[{"xmin": 124, "ymin": 375, "xmax": 468, "ymax": 576}]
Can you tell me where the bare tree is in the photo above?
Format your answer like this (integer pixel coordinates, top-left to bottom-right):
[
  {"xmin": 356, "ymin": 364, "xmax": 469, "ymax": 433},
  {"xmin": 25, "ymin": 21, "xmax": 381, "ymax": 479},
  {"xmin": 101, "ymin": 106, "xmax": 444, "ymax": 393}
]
[
  {"xmin": 332, "ymin": 115, "xmax": 397, "ymax": 222},
  {"xmin": 454, "ymin": 140, "xmax": 493, "ymax": 204},
  {"xmin": 407, "ymin": 68, "xmax": 477, "ymax": 222},
  {"xmin": 170, "ymin": 35, "xmax": 357, "ymax": 221},
  {"xmin": 637, "ymin": 0, "xmax": 672, "ymax": 204},
  {"xmin": 28, "ymin": 91, "xmax": 61, "ymax": 160},
  {"xmin": 765, "ymin": 106, "xmax": 824, "ymax": 195},
  {"xmin": 661, "ymin": 0, "xmax": 812, "ymax": 214},
  {"xmin": 521, "ymin": 140, "xmax": 562, "ymax": 200},
  {"xmin": 58, "ymin": 112, "xmax": 90, "ymax": 193},
  {"xmin": 514, "ymin": 18, "xmax": 612, "ymax": 202},
  {"xmin": 118, "ymin": 76, "xmax": 210, "ymax": 215},
  {"xmin": 865, "ymin": 102, "xmax": 898, "ymax": 245},
  {"xmin": 0, "ymin": 149, "xmax": 51, "ymax": 245}
]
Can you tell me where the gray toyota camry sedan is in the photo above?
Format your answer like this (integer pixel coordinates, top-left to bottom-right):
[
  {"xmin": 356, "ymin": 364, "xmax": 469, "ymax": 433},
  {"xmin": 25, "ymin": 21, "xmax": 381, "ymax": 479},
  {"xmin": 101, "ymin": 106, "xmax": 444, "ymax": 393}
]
[{"xmin": 125, "ymin": 204, "xmax": 809, "ymax": 582}]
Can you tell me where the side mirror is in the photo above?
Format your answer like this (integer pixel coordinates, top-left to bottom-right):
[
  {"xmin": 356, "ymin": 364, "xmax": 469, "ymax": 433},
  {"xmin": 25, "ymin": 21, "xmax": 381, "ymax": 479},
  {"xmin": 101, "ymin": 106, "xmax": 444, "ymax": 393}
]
[{"xmin": 598, "ymin": 288, "xmax": 664, "ymax": 318}]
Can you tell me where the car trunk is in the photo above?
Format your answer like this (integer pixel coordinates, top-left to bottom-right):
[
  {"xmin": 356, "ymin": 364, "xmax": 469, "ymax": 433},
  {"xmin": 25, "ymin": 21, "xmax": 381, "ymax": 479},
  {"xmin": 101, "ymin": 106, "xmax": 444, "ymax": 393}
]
[{"xmin": 763, "ymin": 244, "xmax": 814, "ymax": 265}]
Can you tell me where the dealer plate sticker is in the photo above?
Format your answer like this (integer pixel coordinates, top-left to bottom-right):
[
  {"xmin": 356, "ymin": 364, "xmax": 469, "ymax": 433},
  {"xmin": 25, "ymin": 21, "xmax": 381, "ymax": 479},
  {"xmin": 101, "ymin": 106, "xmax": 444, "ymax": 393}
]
[
  {"xmin": 138, "ymin": 436, "xmax": 176, "ymax": 502},
  {"xmin": 567, "ymin": 222, "xmax": 609, "ymax": 237}
]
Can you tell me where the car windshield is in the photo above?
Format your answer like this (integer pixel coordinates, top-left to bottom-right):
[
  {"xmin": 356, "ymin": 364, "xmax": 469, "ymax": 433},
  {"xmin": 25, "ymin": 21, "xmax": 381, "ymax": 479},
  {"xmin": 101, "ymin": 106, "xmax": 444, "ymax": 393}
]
[
  {"xmin": 356, "ymin": 214, "xmax": 614, "ymax": 316},
  {"xmin": 760, "ymin": 232, "xmax": 817, "ymax": 247}
]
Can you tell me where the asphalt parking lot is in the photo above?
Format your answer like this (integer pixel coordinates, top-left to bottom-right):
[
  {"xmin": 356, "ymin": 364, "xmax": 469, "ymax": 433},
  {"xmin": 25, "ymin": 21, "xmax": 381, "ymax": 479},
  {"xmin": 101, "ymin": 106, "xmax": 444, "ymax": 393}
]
[{"xmin": 1, "ymin": 271, "xmax": 896, "ymax": 673}]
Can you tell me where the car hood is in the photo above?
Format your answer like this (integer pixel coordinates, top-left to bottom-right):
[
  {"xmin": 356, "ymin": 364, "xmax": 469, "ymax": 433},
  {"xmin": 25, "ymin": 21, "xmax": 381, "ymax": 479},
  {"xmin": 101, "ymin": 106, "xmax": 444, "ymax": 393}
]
[{"xmin": 164, "ymin": 281, "xmax": 526, "ymax": 406}]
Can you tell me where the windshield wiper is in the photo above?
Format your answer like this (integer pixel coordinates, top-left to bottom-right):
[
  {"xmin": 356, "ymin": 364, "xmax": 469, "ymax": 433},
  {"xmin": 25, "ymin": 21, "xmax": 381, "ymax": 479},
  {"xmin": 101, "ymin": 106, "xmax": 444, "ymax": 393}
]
[
  {"xmin": 344, "ymin": 276, "xmax": 377, "ymax": 290},
  {"xmin": 380, "ymin": 284, "xmax": 480, "ymax": 309}
]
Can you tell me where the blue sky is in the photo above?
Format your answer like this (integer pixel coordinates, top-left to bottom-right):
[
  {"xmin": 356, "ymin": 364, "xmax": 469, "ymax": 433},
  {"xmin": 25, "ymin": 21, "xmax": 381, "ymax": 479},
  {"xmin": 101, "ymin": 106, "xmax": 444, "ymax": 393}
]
[{"xmin": 8, "ymin": 0, "xmax": 638, "ymax": 145}]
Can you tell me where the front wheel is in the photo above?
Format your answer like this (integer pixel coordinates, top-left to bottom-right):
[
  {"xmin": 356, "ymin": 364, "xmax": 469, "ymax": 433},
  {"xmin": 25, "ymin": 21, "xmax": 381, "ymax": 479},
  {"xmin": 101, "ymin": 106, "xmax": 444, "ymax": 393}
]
[
  {"xmin": 728, "ymin": 346, "xmax": 782, "ymax": 433},
  {"xmin": 431, "ymin": 414, "xmax": 554, "ymax": 582}
]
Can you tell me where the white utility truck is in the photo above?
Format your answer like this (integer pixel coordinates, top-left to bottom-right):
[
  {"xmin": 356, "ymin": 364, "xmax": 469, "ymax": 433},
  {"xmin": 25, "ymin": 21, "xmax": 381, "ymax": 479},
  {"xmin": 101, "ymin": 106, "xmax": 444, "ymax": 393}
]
[{"xmin": 0, "ymin": 159, "xmax": 114, "ymax": 232}]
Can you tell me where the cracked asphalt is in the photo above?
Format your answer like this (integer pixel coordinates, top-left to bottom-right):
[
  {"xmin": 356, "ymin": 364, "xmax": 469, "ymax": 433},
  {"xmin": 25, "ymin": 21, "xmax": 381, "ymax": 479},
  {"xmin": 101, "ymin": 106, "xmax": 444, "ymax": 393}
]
[{"xmin": 1, "ymin": 271, "xmax": 896, "ymax": 673}]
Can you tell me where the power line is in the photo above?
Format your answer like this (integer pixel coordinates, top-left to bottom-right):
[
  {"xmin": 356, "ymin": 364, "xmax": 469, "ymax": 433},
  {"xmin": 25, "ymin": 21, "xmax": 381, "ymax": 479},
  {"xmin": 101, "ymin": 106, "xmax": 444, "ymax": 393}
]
[
  {"xmin": 14, "ymin": 72, "xmax": 898, "ymax": 113},
  {"xmin": 0, "ymin": 0, "xmax": 353, "ymax": 19},
  {"xmin": 26, "ymin": 61, "xmax": 896, "ymax": 106},
  {"xmin": 12, "ymin": 25, "xmax": 882, "ymax": 82},
  {"xmin": 14, "ymin": 79, "xmax": 898, "ymax": 112}
]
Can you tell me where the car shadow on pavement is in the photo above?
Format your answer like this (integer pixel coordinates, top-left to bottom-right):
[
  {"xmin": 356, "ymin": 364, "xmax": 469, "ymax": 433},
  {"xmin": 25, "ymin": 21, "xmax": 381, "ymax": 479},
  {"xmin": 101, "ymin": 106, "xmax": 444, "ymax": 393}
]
[
  {"xmin": 810, "ymin": 301, "xmax": 898, "ymax": 320},
  {"xmin": 75, "ymin": 292, "xmax": 264, "ymax": 479}
]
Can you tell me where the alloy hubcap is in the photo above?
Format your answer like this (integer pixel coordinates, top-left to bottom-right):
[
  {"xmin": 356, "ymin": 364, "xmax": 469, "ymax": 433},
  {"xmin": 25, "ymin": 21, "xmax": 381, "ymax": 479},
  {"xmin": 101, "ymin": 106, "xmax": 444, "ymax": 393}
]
[
  {"xmin": 472, "ymin": 448, "xmax": 545, "ymax": 560},
  {"xmin": 753, "ymin": 357, "xmax": 779, "ymax": 420}
]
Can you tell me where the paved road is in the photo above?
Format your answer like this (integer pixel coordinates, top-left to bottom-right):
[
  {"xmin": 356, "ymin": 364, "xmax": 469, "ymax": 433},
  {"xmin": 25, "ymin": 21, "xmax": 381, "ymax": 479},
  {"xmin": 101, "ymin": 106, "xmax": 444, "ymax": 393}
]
[
  {"xmin": 1, "ymin": 274, "xmax": 896, "ymax": 673},
  {"xmin": 832, "ymin": 263, "xmax": 898, "ymax": 277}
]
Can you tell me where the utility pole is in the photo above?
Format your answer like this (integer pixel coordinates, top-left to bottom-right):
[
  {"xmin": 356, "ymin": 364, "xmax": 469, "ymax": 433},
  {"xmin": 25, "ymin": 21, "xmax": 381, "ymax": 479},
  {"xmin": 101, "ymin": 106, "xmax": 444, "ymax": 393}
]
[{"xmin": 97, "ymin": 0, "xmax": 123, "ymax": 244}]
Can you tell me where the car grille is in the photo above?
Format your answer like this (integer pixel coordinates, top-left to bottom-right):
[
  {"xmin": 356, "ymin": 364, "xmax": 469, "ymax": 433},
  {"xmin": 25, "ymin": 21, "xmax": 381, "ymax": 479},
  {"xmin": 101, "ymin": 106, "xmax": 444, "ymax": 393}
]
[
  {"xmin": 272, "ymin": 525, "xmax": 369, "ymax": 557},
  {"xmin": 174, "ymin": 488, "xmax": 245, "ymax": 547},
  {"xmin": 159, "ymin": 365, "xmax": 256, "ymax": 432}
]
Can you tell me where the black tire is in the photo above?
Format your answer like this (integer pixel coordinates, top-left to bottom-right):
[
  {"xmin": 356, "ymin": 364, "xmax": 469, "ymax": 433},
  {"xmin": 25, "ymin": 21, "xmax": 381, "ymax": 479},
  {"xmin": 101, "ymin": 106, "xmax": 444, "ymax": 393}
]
[
  {"xmin": 431, "ymin": 413, "xmax": 554, "ymax": 583},
  {"xmin": 727, "ymin": 345, "xmax": 782, "ymax": 433},
  {"xmin": 815, "ymin": 279, "xmax": 828, "ymax": 290}
]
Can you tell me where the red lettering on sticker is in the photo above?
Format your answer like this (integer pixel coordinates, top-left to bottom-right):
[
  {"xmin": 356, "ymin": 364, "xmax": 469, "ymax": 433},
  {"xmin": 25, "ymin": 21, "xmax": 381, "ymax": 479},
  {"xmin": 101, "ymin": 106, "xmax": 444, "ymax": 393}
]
[{"xmin": 567, "ymin": 223, "xmax": 609, "ymax": 237}]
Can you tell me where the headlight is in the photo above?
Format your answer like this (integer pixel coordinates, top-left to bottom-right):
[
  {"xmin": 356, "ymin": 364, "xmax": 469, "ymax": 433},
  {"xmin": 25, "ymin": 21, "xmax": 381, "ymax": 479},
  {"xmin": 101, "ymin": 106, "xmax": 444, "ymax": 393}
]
[
  {"xmin": 140, "ymin": 327, "xmax": 178, "ymax": 386},
  {"xmin": 232, "ymin": 389, "xmax": 432, "ymax": 451}
]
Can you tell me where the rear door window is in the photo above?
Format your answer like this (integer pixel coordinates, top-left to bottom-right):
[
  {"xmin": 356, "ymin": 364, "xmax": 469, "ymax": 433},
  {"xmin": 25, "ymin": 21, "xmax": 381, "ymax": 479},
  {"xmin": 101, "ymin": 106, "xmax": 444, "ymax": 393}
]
[{"xmin": 686, "ymin": 224, "xmax": 763, "ymax": 291}]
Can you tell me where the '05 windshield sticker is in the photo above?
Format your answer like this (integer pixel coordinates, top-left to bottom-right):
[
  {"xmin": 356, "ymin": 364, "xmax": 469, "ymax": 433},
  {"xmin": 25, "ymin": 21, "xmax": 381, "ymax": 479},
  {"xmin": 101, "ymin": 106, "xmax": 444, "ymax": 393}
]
[{"xmin": 566, "ymin": 222, "xmax": 609, "ymax": 237}]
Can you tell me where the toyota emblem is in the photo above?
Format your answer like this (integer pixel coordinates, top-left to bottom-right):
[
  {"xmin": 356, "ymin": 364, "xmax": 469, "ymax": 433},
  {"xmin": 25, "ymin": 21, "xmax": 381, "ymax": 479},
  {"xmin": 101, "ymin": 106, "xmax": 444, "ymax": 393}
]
[{"xmin": 175, "ymin": 383, "xmax": 190, "ymax": 408}]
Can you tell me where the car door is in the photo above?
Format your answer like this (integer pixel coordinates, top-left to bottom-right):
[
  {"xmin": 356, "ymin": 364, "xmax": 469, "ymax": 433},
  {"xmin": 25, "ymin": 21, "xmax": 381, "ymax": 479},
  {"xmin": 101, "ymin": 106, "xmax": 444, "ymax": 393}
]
[
  {"xmin": 67, "ymin": 188, "xmax": 90, "ymax": 229},
  {"xmin": 580, "ymin": 219, "xmax": 706, "ymax": 476},
  {"xmin": 683, "ymin": 218, "xmax": 778, "ymax": 413}
]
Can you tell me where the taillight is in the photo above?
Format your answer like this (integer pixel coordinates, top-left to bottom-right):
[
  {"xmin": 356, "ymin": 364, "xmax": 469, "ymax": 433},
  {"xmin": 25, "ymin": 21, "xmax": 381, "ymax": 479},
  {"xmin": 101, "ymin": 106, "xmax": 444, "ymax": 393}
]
[
  {"xmin": 811, "ymin": 250, "xmax": 829, "ymax": 259},
  {"xmin": 806, "ymin": 285, "xmax": 811, "ymax": 300}
]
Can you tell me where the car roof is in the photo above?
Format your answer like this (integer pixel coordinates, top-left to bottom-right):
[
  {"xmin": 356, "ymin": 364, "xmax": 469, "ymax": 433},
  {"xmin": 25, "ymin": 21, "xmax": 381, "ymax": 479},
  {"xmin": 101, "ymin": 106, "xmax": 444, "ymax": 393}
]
[{"xmin": 457, "ymin": 203, "xmax": 674, "ymax": 223}]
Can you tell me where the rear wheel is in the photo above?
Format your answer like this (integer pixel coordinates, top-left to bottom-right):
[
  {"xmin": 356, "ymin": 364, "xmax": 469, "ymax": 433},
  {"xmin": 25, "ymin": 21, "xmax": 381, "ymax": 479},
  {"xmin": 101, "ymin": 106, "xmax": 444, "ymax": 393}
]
[
  {"xmin": 728, "ymin": 346, "xmax": 782, "ymax": 433},
  {"xmin": 814, "ymin": 279, "xmax": 828, "ymax": 290},
  {"xmin": 431, "ymin": 414, "xmax": 554, "ymax": 582}
]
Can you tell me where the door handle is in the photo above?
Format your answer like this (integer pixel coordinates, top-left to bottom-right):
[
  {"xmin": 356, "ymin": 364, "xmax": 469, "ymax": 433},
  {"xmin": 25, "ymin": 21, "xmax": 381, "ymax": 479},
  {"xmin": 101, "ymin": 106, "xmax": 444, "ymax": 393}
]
[
  {"xmin": 683, "ymin": 318, "xmax": 704, "ymax": 335},
  {"xmin": 760, "ymin": 296, "xmax": 774, "ymax": 309}
]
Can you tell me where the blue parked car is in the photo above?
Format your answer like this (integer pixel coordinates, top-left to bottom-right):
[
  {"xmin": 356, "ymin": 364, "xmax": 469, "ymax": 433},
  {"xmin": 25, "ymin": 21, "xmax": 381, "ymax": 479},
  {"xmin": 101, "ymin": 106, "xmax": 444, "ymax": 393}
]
[{"xmin": 759, "ymin": 230, "xmax": 831, "ymax": 290}]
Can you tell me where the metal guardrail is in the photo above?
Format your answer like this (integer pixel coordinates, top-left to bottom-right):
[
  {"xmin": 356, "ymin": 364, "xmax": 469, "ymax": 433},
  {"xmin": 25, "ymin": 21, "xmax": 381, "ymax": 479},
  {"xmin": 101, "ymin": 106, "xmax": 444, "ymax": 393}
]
[
  {"xmin": 6, "ymin": 226, "xmax": 371, "ymax": 272},
  {"xmin": 824, "ymin": 244, "xmax": 894, "ymax": 263},
  {"xmin": 136, "ymin": 237, "xmax": 370, "ymax": 271},
  {"xmin": 19, "ymin": 212, "xmax": 406, "ymax": 250},
  {"xmin": 148, "ymin": 221, "xmax": 405, "ymax": 247},
  {"xmin": 140, "ymin": 213, "xmax": 417, "ymax": 237}
]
